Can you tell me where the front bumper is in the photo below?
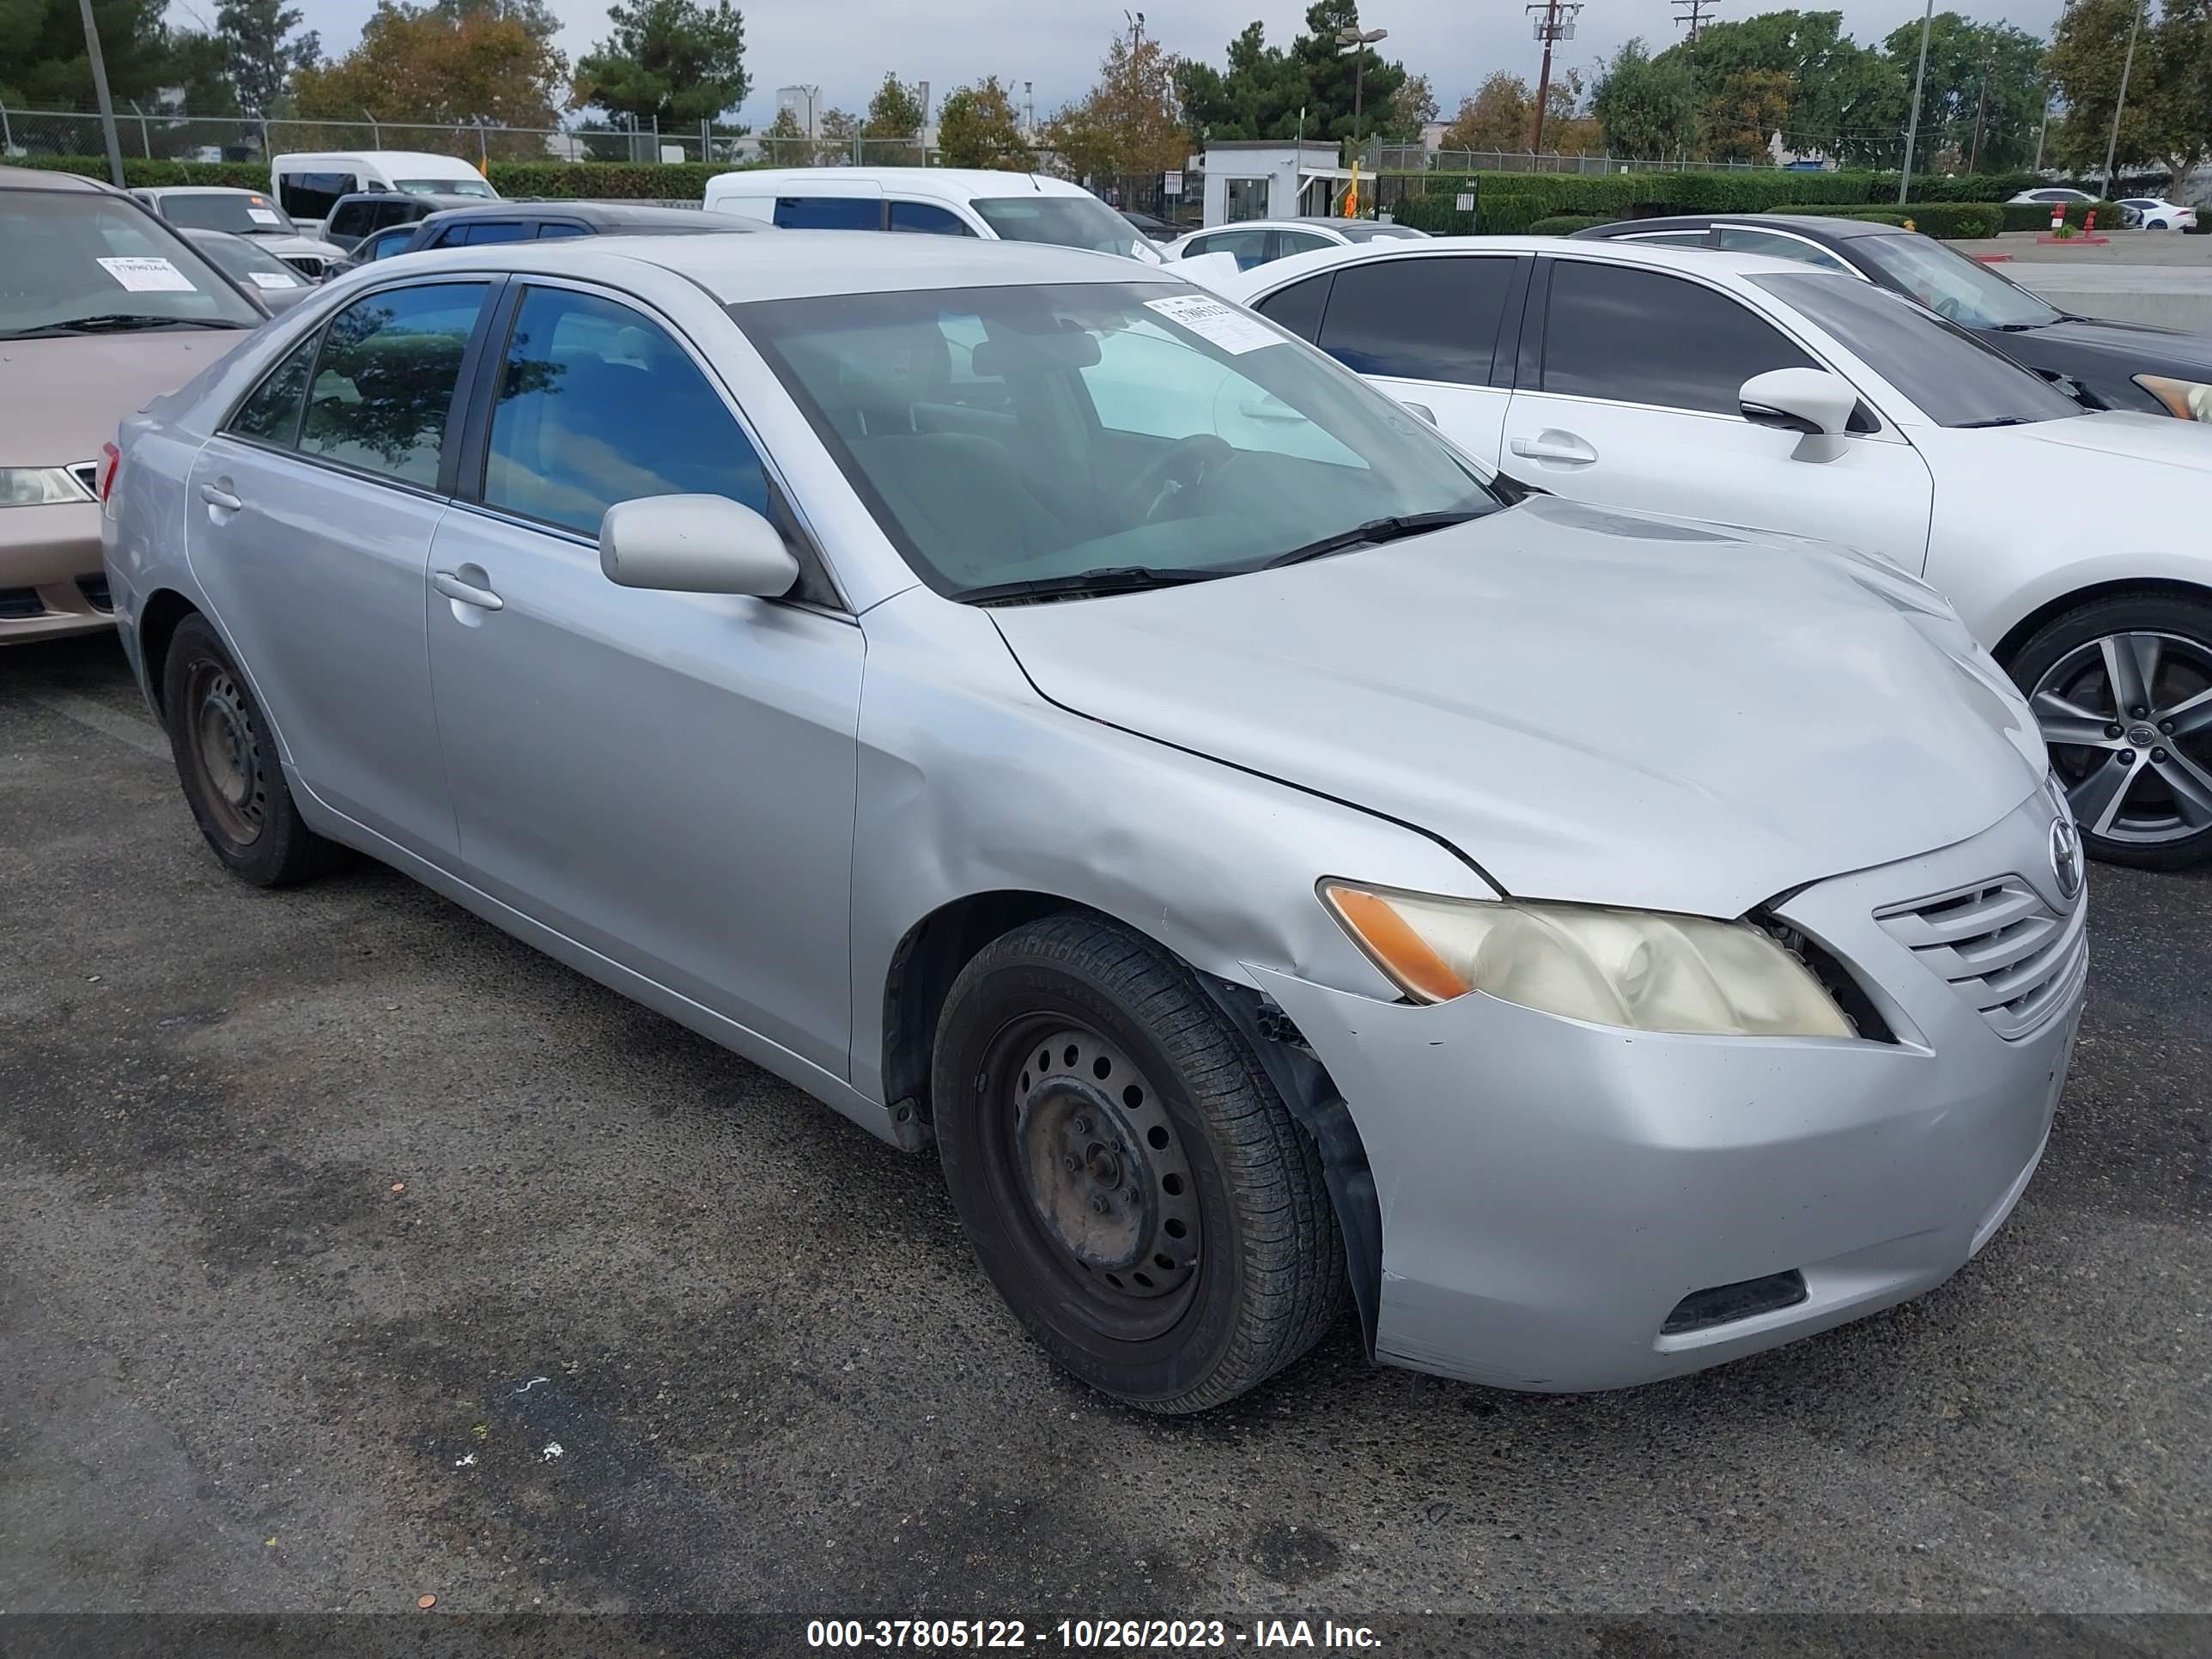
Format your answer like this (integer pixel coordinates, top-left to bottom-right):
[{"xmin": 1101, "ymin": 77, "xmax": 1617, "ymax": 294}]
[
  {"xmin": 1255, "ymin": 791, "xmax": 2085, "ymax": 1393},
  {"xmin": 1, "ymin": 499, "xmax": 114, "ymax": 643}
]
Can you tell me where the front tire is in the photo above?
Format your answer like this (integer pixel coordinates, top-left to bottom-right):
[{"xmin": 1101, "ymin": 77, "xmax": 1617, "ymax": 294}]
[
  {"xmin": 2008, "ymin": 591, "xmax": 2212, "ymax": 870},
  {"xmin": 161, "ymin": 613, "xmax": 341, "ymax": 886},
  {"xmin": 932, "ymin": 915, "xmax": 1346, "ymax": 1413}
]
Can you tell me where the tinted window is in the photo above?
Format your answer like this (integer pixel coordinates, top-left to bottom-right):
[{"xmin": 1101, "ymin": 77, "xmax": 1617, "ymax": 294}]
[
  {"xmin": 1753, "ymin": 272, "xmax": 2083, "ymax": 428},
  {"xmin": 1253, "ymin": 274, "xmax": 1331, "ymax": 343},
  {"xmin": 440, "ymin": 221, "xmax": 529, "ymax": 246},
  {"xmin": 326, "ymin": 200, "xmax": 381, "ymax": 238},
  {"xmin": 360, "ymin": 228, "xmax": 416, "ymax": 261},
  {"xmin": 277, "ymin": 172, "xmax": 356, "ymax": 219},
  {"xmin": 483, "ymin": 287, "xmax": 769, "ymax": 536},
  {"xmin": 229, "ymin": 335, "xmax": 319, "ymax": 444},
  {"xmin": 774, "ymin": 196, "xmax": 880, "ymax": 230},
  {"xmin": 1715, "ymin": 227, "xmax": 1851, "ymax": 271},
  {"xmin": 536, "ymin": 222, "xmax": 588, "ymax": 240},
  {"xmin": 299, "ymin": 283, "xmax": 487, "ymax": 486},
  {"xmin": 1624, "ymin": 231, "xmax": 1711, "ymax": 247},
  {"xmin": 159, "ymin": 191, "xmax": 295, "ymax": 235},
  {"xmin": 1317, "ymin": 256, "xmax": 1516, "ymax": 386},
  {"xmin": 889, "ymin": 201, "xmax": 975, "ymax": 236},
  {"xmin": 1540, "ymin": 261, "xmax": 1813, "ymax": 414},
  {"xmin": 1274, "ymin": 229, "xmax": 1332, "ymax": 257}
]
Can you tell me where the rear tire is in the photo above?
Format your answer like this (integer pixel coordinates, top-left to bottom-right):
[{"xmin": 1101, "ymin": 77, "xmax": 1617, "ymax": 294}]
[
  {"xmin": 161, "ymin": 613, "xmax": 341, "ymax": 887},
  {"xmin": 932, "ymin": 915, "xmax": 1346, "ymax": 1413},
  {"xmin": 2007, "ymin": 591, "xmax": 2212, "ymax": 870}
]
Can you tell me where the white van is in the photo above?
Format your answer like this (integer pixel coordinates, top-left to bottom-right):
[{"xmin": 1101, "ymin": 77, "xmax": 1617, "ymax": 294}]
[
  {"xmin": 702, "ymin": 167, "xmax": 1163, "ymax": 261},
  {"xmin": 269, "ymin": 150, "xmax": 498, "ymax": 227}
]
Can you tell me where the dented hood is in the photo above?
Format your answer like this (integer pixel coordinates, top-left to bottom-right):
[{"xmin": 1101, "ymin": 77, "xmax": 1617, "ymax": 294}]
[{"xmin": 988, "ymin": 496, "xmax": 2048, "ymax": 918}]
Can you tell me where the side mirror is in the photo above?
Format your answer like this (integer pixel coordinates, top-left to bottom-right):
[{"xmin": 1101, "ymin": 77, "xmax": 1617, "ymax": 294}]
[
  {"xmin": 1739, "ymin": 368, "xmax": 1856, "ymax": 439},
  {"xmin": 1401, "ymin": 402, "xmax": 1438, "ymax": 426},
  {"xmin": 599, "ymin": 494, "xmax": 799, "ymax": 597}
]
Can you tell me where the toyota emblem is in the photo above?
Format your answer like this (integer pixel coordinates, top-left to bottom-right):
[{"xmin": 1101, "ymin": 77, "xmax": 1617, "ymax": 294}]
[{"xmin": 2049, "ymin": 812, "xmax": 2084, "ymax": 902}]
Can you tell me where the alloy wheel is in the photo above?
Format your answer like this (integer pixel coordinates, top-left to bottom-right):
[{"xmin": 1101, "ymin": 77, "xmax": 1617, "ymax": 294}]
[{"xmin": 2031, "ymin": 629, "xmax": 2212, "ymax": 847}]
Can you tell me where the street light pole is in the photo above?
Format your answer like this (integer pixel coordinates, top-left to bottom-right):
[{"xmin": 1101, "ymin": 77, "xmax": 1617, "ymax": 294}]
[
  {"xmin": 75, "ymin": 0, "xmax": 127, "ymax": 188},
  {"xmin": 2100, "ymin": 0, "xmax": 2145, "ymax": 198},
  {"xmin": 1898, "ymin": 0, "xmax": 1935, "ymax": 204},
  {"xmin": 1335, "ymin": 24, "xmax": 1388, "ymax": 175}
]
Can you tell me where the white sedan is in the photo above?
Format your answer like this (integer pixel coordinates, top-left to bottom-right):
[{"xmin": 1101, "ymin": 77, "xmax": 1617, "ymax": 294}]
[
  {"xmin": 2114, "ymin": 196, "xmax": 2199, "ymax": 230},
  {"xmin": 1215, "ymin": 237, "xmax": 2212, "ymax": 870},
  {"xmin": 1164, "ymin": 217, "xmax": 1425, "ymax": 272},
  {"xmin": 2008, "ymin": 186, "xmax": 2098, "ymax": 205}
]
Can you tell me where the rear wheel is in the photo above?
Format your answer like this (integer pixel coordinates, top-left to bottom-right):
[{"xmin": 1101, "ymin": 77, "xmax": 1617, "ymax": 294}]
[
  {"xmin": 932, "ymin": 915, "xmax": 1345, "ymax": 1413},
  {"xmin": 2009, "ymin": 592, "xmax": 2212, "ymax": 870},
  {"xmin": 161, "ymin": 613, "xmax": 341, "ymax": 886}
]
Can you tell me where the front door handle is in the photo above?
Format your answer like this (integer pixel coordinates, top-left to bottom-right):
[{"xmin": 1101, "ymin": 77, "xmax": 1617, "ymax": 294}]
[
  {"xmin": 432, "ymin": 570, "xmax": 503, "ymax": 611},
  {"xmin": 198, "ymin": 482, "xmax": 243, "ymax": 510},
  {"xmin": 1509, "ymin": 430, "xmax": 1599, "ymax": 465}
]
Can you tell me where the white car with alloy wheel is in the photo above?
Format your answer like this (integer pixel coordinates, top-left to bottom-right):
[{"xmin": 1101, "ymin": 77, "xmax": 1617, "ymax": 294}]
[
  {"xmin": 1214, "ymin": 237, "xmax": 2212, "ymax": 869},
  {"xmin": 2113, "ymin": 196, "xmax": 2199, "ymax": 230}
]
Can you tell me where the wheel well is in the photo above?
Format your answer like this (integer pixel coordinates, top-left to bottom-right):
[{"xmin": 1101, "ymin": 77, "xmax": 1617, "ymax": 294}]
[
  {"xmin": 1995, "ymin": 577, "xmax": 2212, "ymax": 665},
  {"xmin": 137, "ymin": 589, "xmax": 201, "ymax": 717}
]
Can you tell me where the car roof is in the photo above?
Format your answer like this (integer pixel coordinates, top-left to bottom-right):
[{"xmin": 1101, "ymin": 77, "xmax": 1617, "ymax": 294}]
[
  {"xmin": 708, "ymin": 167, "xmax": 1091, "ymax": 202},
  {"xmin": 374, "ymin": 231, "xmax": 1179, "ymax": 302},
  {"xmin": 333, "ymin": 190, "xmax": 487, "ymax": 210},
  {"xmin": 1575, "ymin": 212, "xmax": 1900, "ymax": 242},
  {"xmin": 0, "ymin": 164, "xmax": 112, "ymax": 193},
  {"xmin": 410, "ymin": 201, "xmax": 735, "ymax": 229}
]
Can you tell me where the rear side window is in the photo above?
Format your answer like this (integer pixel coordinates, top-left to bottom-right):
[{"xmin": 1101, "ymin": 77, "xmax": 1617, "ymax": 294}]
[
  {"xmin": 536, "ymin": 222, "xmax": 588, "ymax": 240},
  {"xmin": 277, "ymin": 171, "xmax": 356, "ymax": 220},
  {"xmin": 1715, "ymin": 227, "xmax": 1851, "ymax": 272},
  {"xmin": 438, "ymin": 221, "xmax": 529, "ymax": 246},
  {"xmin": 228, "ymin": 335, "xmax": 319, "ymax": 445},
  {"xmin": 774, "ymin": 196, "xmax": 880, "ymax": 230},
  {"xmin": 298, "ymin": 283, "xmax": 488, "ymax": 487},
  {"xmin": 1540, "ymin": 260, "xmax": 1813, "ymax": 415},
  {"xmin": 359, "ymin": 228, "xmax": 416, "ymax": 261},
  {"xmin": 1316, "ymin": 257, "xmax": 1516, "ymax": 386},
  {"xmin": 1253, "ymin": 274, "xmax": 1332, "ymax": 343},
  {"xmin": 483, "ymin": 285, "xmax": 769, "ymax": 535},
  {"xmin": 1274, "ymin": 229, "xmax": 1333, "ymax": 257},
  {"xmin": 326, "ymin": 199, "xmax": 380, "ymax": 238},
  {"xmin": 889, "ymin": 201, "xmax": 974, "ymax": 236}
]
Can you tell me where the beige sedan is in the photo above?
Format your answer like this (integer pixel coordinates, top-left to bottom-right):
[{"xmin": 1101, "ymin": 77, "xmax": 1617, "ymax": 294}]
[{"xmin": 2, "ymin": 165, "xmax": 264, "ymax": 642}]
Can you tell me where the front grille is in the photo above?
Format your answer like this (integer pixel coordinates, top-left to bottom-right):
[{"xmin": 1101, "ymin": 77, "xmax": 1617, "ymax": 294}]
[
  {"xmin": 1876, "ymin": 876, "xmax": 2087, "ymax": 1040},
  {"xmin": 280, "ymin": 253, "xmax": 330, "ymax": 278},
  {"xmin": 76, "ymin": 574, "xmax": 112, "ymax": 612},
  {"xmin": 0, "ymin": 586, "xmax": 46, "ymax": 618}
]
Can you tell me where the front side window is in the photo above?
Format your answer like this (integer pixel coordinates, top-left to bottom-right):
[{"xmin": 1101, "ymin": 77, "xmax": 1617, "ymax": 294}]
[
  {"xmin": 359, "ymin": 228, "xmax": 416, "ymax": 261},
  {"xmin": 1540, "ymin": 260, "xmax": 1814, "ymax": 415},
  {"xmin": 0, "ymin": 187, "xmax": 264, "ymax": 337},
  {"xmin": 228, "ymin": 335, "xmax": 320, "ymax": 445},
  {"xmin": 889, "ymin": 201, "xmax": 975, "ymax": 236},
  {"xmin": 736, "ymin": 281, "xmax": 1497, "ymax": 599},
  {"xmin": 1317, "ymin": 256, "xmax": 1516, "ymax": 386},
  {"xmin": 969, "ymin": 194, "xmax": 1142, "ymax": 256},
  {"xmin": 775, "ymin": 195, "xmax": 881, "ymax": 230},
  {"xmin": 298, "ymin": 283, "xmax": 488, "ymax": 486},
  {"xmin": 1753, "ymin": 272, "xmax": 2083, "ymax": 429},
  {"xmin": 1849, "ymin": 232, "xmax": 2061, "ymax": 330},
  {"xmin": 483, "ymin": 286, "xmax": 768, "ymax": 536},
  {"xmin": 1715, "ymin": 227, "xmax": 1852, "ymax": 271}
]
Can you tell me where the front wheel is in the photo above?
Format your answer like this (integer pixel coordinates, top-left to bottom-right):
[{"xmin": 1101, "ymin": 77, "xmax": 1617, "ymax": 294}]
[
  {"xmin": 932, "ymin": 915, "xmax": 1346, "ymax": 1413},
  {"xmin": 2009, "ymin": 592, "xmax": 2212, "ymax": 869}
]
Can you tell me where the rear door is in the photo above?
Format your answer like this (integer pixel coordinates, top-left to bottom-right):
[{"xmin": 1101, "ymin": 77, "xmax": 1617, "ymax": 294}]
[
  {"xmin": 185, "ymin": 277, "xmax": 495, "ymax": 858},
  {"xmin": 1499, "ymin": 255, "xmax": 1934, "ymax": 569}
]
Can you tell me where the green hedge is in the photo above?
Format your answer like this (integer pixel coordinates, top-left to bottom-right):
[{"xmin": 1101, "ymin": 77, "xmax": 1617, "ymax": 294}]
[
  {"xmin": 1998, "ymin": 199, "xmax": 2130, "ymax": 233},
  {"xmin": 1525, "ymin": 214, "xmax": 1608, "ymax": 235},
  {"xmin": 1775, "ymin": 202, "xmax": 2006, "ymax": 239},
  {"xmin": 1388, "ymin": 169, "xmax": 2059, "ymax": 236},
  {"xmin": 1867, "ymin": 172, "xmax": 2038, "ymax": 202},
  {"xmin": 9, "ymin": 152, "xmax": 728, "ymax": 199},
  {"xmin": 11, "ymin": 154, "xmax": 270, "ymax": 189}
]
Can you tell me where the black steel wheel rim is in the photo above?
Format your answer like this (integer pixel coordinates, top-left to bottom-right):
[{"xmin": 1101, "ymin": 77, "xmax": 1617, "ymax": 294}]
[
  {"xmin": 184, "ymin": 659, "xmax": 268, "ymax": 848},
  {"xmin": 2032, "ymin": 629, "xmax": 2212, "ymax": 845}
]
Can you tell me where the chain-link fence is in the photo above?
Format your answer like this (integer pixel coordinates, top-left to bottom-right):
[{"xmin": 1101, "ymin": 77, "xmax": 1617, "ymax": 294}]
[{"xmin": 1367, "ymin": 143, "xmax": 1784, "ymax": 176}]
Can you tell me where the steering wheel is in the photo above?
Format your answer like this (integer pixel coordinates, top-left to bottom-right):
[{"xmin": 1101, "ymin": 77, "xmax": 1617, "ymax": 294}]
[{"xmin": 1119, "ymin": 434, "xmax": 1234, "ymax": 525}]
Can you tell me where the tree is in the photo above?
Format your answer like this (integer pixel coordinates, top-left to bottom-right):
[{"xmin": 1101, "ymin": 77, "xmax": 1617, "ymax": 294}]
[
  {"xmin": 1879, "ymin": 14, "xmax": 2047, "ymax": 173},
  {"xmin": 290, "ymin": 0, "xmax": 567, "ymax": 144},
  {"xmin": 758, "ymin": 101, "xmax": 806, "ymax": 162},
  {"xmin": 936, "ymin": 76, "xmax": 1029, "ymax": 169},
  {"xmin": 1174, "ymin": 21, "xmax": 1304, "ymax": 141},
  {"xmin": 1288, "ymin": 0, "xmax": 1407, "ymax": 148},
  {"xmin": 1175, "ymin": 2, "xmax": 1413, "ymax": 148},
  {"xmin": 1439, "ymin": 71, "xmax": 1534, "ymax": 153},
  {"xmin": 1703, "ymin": 65, "xmax": 1792, "ymax": 161},
  {"xmin": 1655, "ymin": 9, "xmax": 1905, "ymax": 164},
  {"xmin": 1040, "ymin": 30, "xmax": 1186, "ymax": 185},
  {"xmin": 216, "ymin": 0, "xmax": 318, "ymax": 118},
  {"xmin": 0, "ymin": 0, "xmax": 178, "ymax": 108},
  {"xmin": 574, "ymin": 0, "xmax": 747, "ymax": 130},
  {"xmin": 1396, "ymin": 71, "xmax": 1438, "ymax": 129},
  {"xmin": 2147, "ymin": 0, "xmax": 2212, "ymax": 185},
  {"xmin": 814, "ymin": 104, "xmax": 855, "ymax": 164},
  {"xmin": 863, "ymin": 71, "xmax": 926, "ymax": 163},
  {"xmin": 2049, "ymin": 0, "xmax": 2212, "ymax": 185},
  {"xmin": 1591, "ymin": 37, "xmax": 1698, "ymax": 159}
]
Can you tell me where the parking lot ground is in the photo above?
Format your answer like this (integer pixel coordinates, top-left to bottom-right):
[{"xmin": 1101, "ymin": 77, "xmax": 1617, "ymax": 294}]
[
  {"xmin": 1951, "ymin": 231, "xmax": 2212, "ymax": 267},
  {"xmin": 4, "ymin": 634, "xmax": 2211, "ymax": 1656}
]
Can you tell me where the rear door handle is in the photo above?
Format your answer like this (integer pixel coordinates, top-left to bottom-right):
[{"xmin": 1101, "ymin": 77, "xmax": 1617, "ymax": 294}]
[
  {"xmin": 1509, "ymin": 431, "xmax": 1599, "ymax": 465},
  {"xmin": 432, "ymin": 570, "xmax": 503, "ymax": 611},
  {"xmin": 198, "ymin": 483, "xmax": 242, "ymax": 510}
]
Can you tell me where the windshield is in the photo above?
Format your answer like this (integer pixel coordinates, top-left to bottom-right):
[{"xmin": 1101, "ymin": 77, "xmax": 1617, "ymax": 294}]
[
  {"xmin": 397, "ymin": 178, "xmax": 496, "ymax": 199},
  {"xmin": 191, "ymin": 232, "xmax": 301, "ymax": 288},
  {"xmin": 734, "ymin": 281, "xmax": 1500, "ymax": 600},
  {"xmin": 0, "ymin": 188, "xmax": 264, "ymax": 337},
  {"xmin": 972, "ymin": 194, "xmax": 1150, "ymax": 258},
  {"xmin": 1851, "ymin": 232, "xmax": 2061, "ymax": 330},
  {"xmin": 1340, "ymin": 223, "xmax": 1425, "ymax": 241},
  {"xmin": 161, "ymin": 191, "xmax": 296, "ymax": 236},
  {"xmin": 1754, "ymin": 272, "xmax": 2082, "ymax": 428}
]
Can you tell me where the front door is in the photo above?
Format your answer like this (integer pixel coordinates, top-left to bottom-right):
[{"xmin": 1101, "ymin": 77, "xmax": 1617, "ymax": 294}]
[
  {"xmin": 185, "ymin": 278, "xmax": 492, "ymax": 857},
  {"xmin": 1500, "ymin": 257, "xmax": 1935, "ymax": 572},
  {"xmin": 423, "ymin": 282, "xmax": 862, "ymax": 1073}
]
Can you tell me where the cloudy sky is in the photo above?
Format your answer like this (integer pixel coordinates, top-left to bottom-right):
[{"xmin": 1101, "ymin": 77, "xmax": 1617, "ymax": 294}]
[{"xmin": 258, "ymin": 0, "xmax": 2071, "ymax": 129}]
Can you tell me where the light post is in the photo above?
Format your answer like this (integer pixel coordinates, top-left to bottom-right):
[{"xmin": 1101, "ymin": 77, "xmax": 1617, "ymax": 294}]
[
  {"xmin": 75, "ymin": 0, "xmax": 126, "ymax": 188},
  {"xmin": 1336, "ymin": 24, "xmax": 1388, "ymax": 159},
  {"xmin": 2100, "ymin": 0, "xmax": 2146, "ymax": 198},
  {"xmin": 1898, "ymin": 0, "xmax": 1935, "ymax": 204}
]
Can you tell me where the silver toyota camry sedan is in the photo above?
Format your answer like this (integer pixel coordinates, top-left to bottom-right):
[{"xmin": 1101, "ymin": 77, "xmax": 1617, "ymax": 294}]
[{"xmin": 104, "ymin": 234, "xmax": 2086, "ymax": 1412}]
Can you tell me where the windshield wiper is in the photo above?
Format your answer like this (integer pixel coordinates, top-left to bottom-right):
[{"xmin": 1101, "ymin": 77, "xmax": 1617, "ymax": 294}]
[
  {"xmin": 39, "ymin": 313, "xmax": 252, "ymax": 334},
  {"xmin": 1954, "ymin": 416, "xmax": 2035, "ymax": 428},
  {"xmin": 1260, "ymin": 509, "xmax": 1486, "ymax": 570},
  {"xmin": 959, "ymin": 565, "xmax": 1226, "ymax": 605}
]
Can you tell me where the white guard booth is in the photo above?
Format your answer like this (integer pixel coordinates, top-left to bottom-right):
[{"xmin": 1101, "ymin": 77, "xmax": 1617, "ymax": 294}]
[{"xmin": 1197, "ymin": 141, "xmax": 1346, "ymax": 228}]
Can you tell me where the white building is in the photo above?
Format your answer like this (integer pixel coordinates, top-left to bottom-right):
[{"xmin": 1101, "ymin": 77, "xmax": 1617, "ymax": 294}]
[{"xmin": 1198, "ymin": 140, "xmax": 1347, "ymax": 226}]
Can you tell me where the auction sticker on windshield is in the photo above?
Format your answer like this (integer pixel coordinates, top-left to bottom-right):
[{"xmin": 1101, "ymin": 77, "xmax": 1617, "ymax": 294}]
[
  {"xmin": 246, "ymin": 271, "xmax": 299, "ymax": 289},
  {"xmin": 96, "ymin": 257, "xmax": 197, "ymax": 293},
  {"xmin": 1144, "ymin": 293, "xmax": 1279, "ymax": 356},
  {"xmin": 247, "ymin": 207, "xmax": 283, "ymax": 224}
]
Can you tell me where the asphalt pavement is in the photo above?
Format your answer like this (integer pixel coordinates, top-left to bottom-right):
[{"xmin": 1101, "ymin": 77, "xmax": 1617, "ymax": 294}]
[{"xmin": 3, "ymin": 631, "xmax": 2209, "ymax": 1657}]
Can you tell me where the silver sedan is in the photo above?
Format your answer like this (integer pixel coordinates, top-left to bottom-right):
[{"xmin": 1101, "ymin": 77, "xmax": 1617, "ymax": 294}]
[{"xmin": 104, "ymin": 235, "xmax": 2085, "ymax": 1411}]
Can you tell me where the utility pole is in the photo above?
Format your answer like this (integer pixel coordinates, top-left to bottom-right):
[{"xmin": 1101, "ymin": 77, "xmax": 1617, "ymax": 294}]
[
  {"xmin": 1967, "ymin": 34, "xmax": 1996, "ymax": 173},
  {"xmin": 1898, "ymin": 0, "xmax": 1935, "ymax": 204},
  {"xmin": 1527, "ymin": 0, "xmax": 1583, "ymax": 155},
  {"xmin": 75, "ymin": 0, "xmax": 127, "ymax": 188},
  {"xmin": 1673, "ymin": 0, "xmax": 1717, "ymax": 163},
  {"xmin": 2033, "ymin": 0, "xmax": 2068, "ymax": 173},
  {"xmin": 2100, "ymin": 0, "xmax": 2145, "ymax": 198}
]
